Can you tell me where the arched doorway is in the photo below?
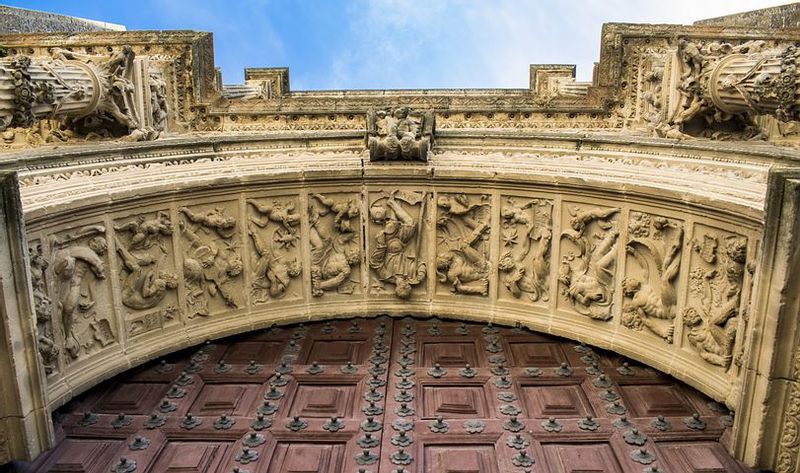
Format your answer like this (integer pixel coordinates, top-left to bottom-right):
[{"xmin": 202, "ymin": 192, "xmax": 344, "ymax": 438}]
[{"xmin": 29, "ymin": 317, "xmax": 748, "ymax": 472}]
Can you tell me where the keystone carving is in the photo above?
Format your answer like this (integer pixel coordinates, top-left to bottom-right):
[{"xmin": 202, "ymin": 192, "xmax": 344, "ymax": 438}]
[
  {"xmin": 247, "ymin": 197, "xmax": 302, "ymax": 302},
  {"xmin": 367, "ymin": 107, "xmax": 434, "ymax": 161},
  {"xmin": 622, "ymin": 212, "xmax": 684, "ymax": 342},
  {"xmin": 29, "ymin": 243, "xmax": 58, "ymax": 375},
  {"xmin": 368, "ymin": 190, "xmax": 428, "ymax": 298},
  {"xmin": 436, "ymin": 193, "xmax": 491, "ymax": 296},
  {"xmin": 309, "ymin": 193, "xmax": 362, "ymax": 296},
  {"xmin": 683, "ymin": 229, "xmax": 747, "ymax": 368},
  {"xmin": 51, "ymin": 226, "xmax": 115, "ymax": 361},
  {"xmin": 558, "ymin": 205, "xmax": 620, "ymax": 320},
  {"xmin": 178, "ymin": 205, "xmax": 243, "ymax": 317},
  {"xmin": 498, "ymin": 197, "xmax": 553, "ymax": 302}
]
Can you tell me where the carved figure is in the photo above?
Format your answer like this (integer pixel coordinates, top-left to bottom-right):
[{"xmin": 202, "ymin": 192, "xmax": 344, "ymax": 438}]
[
  {"xmin": 683, "ymin": 236, "xmax": 747, "ymax": 368},
  {"xmin": 30, "ymin": 244, "xmax": 58, "ymax": 374},
  {"xmin": 179, "ymin": 208, "xmax": 242, "ymax": 316},
  {"xmin": 559, "ymin": 206, "xmax": 620, "ymax": 320},
  {"xmin": 114, "ymin": 212, "xmax": 177, "ymax": 311},
  {"xmin": 498, "ymin": 198, "xmax": 552, "ymax": 302},
  {"xmin": 247, "ymin": 199, "xmax": 302, "ymax": 301},
  {"xmin": 436, "ymin": 193, "xmax": 491, "ymax": 295},
  {"xmin": 309, "ymin": 194, "xmax": 361, "ymax": 296},
  {"xmin": 369, "ymin": 190, "xmax": 427, "ymax": 298},
  {"xmin": 52, "ymin": 230, "xmax": 112, "ymax": 359},
  {"xmin": 622, "ymin": 213, "xmax": 684, "ymax": 342},
  {"xmin": 367, "ymin": 106, "xmax": 433, "ymax": 161}
]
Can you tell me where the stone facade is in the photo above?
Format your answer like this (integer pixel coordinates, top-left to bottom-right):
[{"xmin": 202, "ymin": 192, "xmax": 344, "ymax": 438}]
[{"xmin": 1, "ymin": 5, "xmax": 800, "ymax": 471}]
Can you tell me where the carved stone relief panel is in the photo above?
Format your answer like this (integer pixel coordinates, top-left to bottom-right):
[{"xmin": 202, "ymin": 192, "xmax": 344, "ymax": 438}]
[
  {"xmin": 622, "ymin": 211, "xmax": 684, "ymax": 343},
  {"xmin": 245, "ymin": 195, "xmax": 303, "ymax": 303},
  {"xmin": 29, "ymin": 241, "xmax": 58, "ymax": 376},
  {"xmin": 683, "ymin": 224, "xmax": 748, "ymax": 369},
  {"xmin": 307, "ymin": 192, "xmax": 362, "ymax": 297},
  {"xmin": 113, "ymin": 210, "xmax": 180, "ymax": 337},
  {"xmin": 50, "ymin": 224, "xmax": 116, "ymax": 363},
  {"xmin": 498, "ymin": 196, "xmax": 553, "ymax": 303},
  {"xmin": 557, "ymin": 203, "xmax": 621, "ymax": 320},
  {"xmin": 435, "ymin": 192, "xmax": 491, "ymax": 296},
  {"xmin": 367, "ymin": 189, "xmax": 430, "ymax": 299},
  {"xmin": 177, "ymin": 202, "xmax": 244, "ymax": 318}
]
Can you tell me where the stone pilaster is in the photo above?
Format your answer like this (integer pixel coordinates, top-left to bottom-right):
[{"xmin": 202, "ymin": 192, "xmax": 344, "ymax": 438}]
[{"xmin": 0, "ymin": 172, "xmax": 51, "ymax": 462}]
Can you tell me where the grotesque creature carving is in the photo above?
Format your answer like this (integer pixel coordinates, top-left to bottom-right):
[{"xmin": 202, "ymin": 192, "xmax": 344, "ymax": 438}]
[
  {"xmin": 558, "ymin": 206, "xmax": 620, "ymax": 320},
  {"xmin": 51, "ymin": 226, "xmax": 114, "ymax": 360},
  {"xmin": 622, "ymin": 212, "xmax": 684, "ymax": 342},
  {"xmin": 309, "ymin": 193, "xmax": 361, "ymax": 296},
  {"xmin": 683, "ymin": 233, "xmax": 747, "ymax": 368},
  {"xmin": 29, "ymin": 244, "xmax": 58, "ymax": 375},
  {"xmin": 367, "ymin": 107, "xmax": 434, "ymax": 161},
  {"xmin": 114, "ymin": 212, "xmax": 178, "ymax": 311},
  {"xmin": 369, "ymin": 190, "xmax": 428, "ymax": 299},
  {"xmin": 498, "ymin": 198, "xmax": 552, "ymax": 302},
  {"xmin": 436, "ymin": 193, "xmax": 491, "ymax": 296},
  {"xmin": 178, "ymin": 206, "xmax": 242, "ymax": 317},
  {"xmin": 247, "ymin": 198, "xmax": 302, "ymax": 302}
]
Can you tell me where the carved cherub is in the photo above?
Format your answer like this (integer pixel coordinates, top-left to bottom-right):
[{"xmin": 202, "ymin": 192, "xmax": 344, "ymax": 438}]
[
  {"xmin": 248, "ymin": 220, "xmax": 301, "ymax": 301},
  {"xmin": 116, "ymin": 235, "xmax": 177, "ymax": 310},
  {"xmin": 498, "ymin": 199, "xmax": 552, "ymax": 302},
  {"xmin": 308, "ymin": 194, "xmax": 361, "ymax": 296},
  {"xmin": 311, "ymin": 193, "xmax": 359, "ymax": 233},
  {"xmin": 179, "ymin": 206, "xmax": 237, "ymax": 239},
  {"xmin": 113, "ymin": 211, "xmax": 172, "ymax": 252}
]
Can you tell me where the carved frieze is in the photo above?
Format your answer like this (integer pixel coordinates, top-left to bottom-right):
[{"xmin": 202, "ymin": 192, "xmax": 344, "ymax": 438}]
[
  {"xmin": 558, "ymin": 204, "xmax": 620, "ymax": 320},
  {"xmin": 308, "ymin": 193, "xmax": 362, "ymax": 296},
  {"xmin": 178, "ymin": 203, "xmax": 243, "ymax": 317},
  {"xmin": 29, "ymin": 243, "xmax": 58, "ymax": 375},
  {"xmin": 498, "ymin": 197, "xmax": 553, "ymax": 303},
  {"xmin": 435, "ymin": 193, "xmax": 491, "ymax": 296},
  {"xmin": 368, "ymin": 190, "xmax": 429, "ymax": 299},
  {"xmin": 683, "ymin": 226, "xmax": 747, "ymax": 369},
  {"xmin": 113, "ymin": 211, "xmax": 179, "ymax": 336},
  {"xmin": 246, "ymin": 196, "xmax": 303, "ymax": 302},
  {"xmin": 50, "ymin": 225, "xmax": 115, "ymax": 361},
  {"xmin": 367, "ymin": 107, "xmax": 433, "ymax": 162},
  {"xmin": 622, "ymin": 211, "xmax": 684, "ymax": 342}
]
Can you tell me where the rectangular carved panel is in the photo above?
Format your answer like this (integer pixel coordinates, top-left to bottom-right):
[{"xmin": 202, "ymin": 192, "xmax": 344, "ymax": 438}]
[
  {"xmin": 656, "ymin": 442, "xmax": 748, "ymax": 472},
  {"xmin": 302, "ymin": 339, "xmax": 368, "ymax": 365},
  {"xmin": 520, "ymin": 384, "xmax": 595, "ymax": 418},
  {"xmin": 40, "ymin": 438, "xmax": 122, "ymax": 472},
  {"xmin": 92, "ymin": 382, "xmax": 169, "ymax": 414},
  {"xmin": 420, "ymin": 339, "xmax": 481, "ymax": 367},
  {"xmin": 288, "ymin": 383, "xmax": 358, "ymax": 418},
  {"xmin": 541, "ymin": 442, "xmax": 624, "ymax": 472},
  {"xmin": 189, "ymin": 384, "xmax": 261, "ymax": 416},
  {"xmin": 245, "ymin": 194, "xmax": 303, "ymax": 303},
  {"xmin": 149, "ymin": 441, "xmax": 231, "ymax": 472},
  {"xmin": 506, "ymin": 340, "xmax": 566, "ymax": 367},
  {"xmin": 308, "ymin": 192, "xmax": 363, "ymax": 297},
  {"xmin": 367, "ymin": 188, "xmax": 430, "ymax": 299},
  {"xmin": 266, "ymin": 442, "xmax": 347, "ymax": 473},
  {"xmin": 498, "ymin": 196, "xmax": 553, "ymax": 304},
  {"xmin": 421, "ymin": 384, "xmax": 490, "ymax": 418},
  {"xmin": 221, "ymin": 340, "xmax": 284, "ymax": 364},
  {"xmin": 620, "ymin": 384, "xmax": 695, "ymax": 417},
  {"xmin": 435, "ymin": 192, "xmax": 491, "ymax": 297},
  {"xmin": 423, "ymin": 444, "xmax": 500, "ymax": 473}
]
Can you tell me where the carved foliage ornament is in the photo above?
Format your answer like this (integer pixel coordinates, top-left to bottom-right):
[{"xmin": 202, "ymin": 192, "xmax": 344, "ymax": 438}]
[{"xmin": 367, "ymin": 107, "xmax": 434, "ymax": 162}]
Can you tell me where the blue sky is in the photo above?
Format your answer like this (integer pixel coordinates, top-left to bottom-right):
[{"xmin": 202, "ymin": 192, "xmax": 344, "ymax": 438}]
[{"xmin": 3, "ymin": 0, "xmax": 791, "ymax": 89}]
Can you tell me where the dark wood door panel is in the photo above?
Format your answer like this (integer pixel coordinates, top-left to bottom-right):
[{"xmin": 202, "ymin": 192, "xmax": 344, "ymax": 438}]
[{"xmin": 39, "ymin": 317, "xmax": 749, "ymax": 473}]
